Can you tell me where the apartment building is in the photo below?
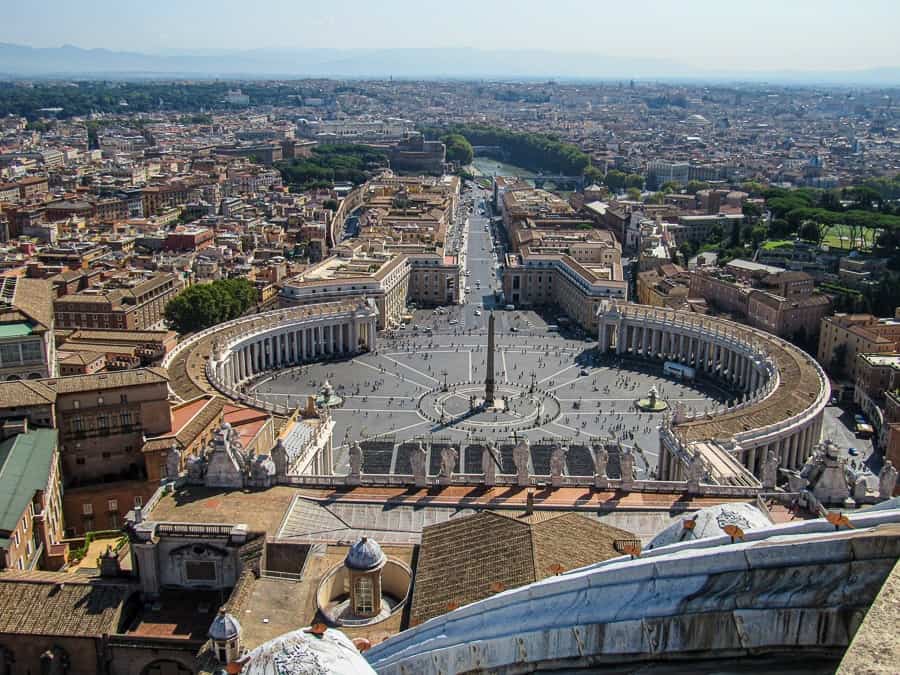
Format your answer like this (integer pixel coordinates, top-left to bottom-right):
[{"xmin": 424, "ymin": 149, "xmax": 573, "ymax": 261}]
[
  {"xmin": 690, "ymin": 266, "xmax": 831, "ymax": 341},
  {"xmin": 0, "ymin": 276, "xmax": 57, "ymax": 380},
  {"xmin": 503, "ymin": 246, "xmax": 627, "ymax": 332},
  {"xmin": 0, "ymin": 429, "xmax": 65, "ymax": 571},
  {"xmin": 817, "ymin": 311, "xmax": 900, "ymax": 382},
  {"xmin": 54, "ymin": 272, "xmax": 182, "ymax": 331}
]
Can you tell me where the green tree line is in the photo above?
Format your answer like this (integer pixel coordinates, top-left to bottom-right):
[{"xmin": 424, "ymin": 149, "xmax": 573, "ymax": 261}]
[
  {"xmin": 276, "ymin": 144, "xmax": 388, "ymax": 188},
  {"xmin": 164, "ymin": 278, "xmax": 257, "ymax": 334},
  {"xmin": 422, "ymin": 124, "xmax": 590, "ymax": 176}
]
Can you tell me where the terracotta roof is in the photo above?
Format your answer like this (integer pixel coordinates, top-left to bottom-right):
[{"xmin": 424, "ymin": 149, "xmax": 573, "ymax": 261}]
[
  {"xmin": 0, "ymin": 571, "xmax": 134, "ymax": 636},
  {"xmin": 409, "ymin": 511, "xmax": 634, "ymax": 626},
  {"xmin": 0, "ymin": 379, "xmax": 57, "ymax": 407},
  {"xmin": 43, "ymin": 367, "xmax": 168, "ymax": 394},
  {"xmin": 143, "ymin": 396, "xmax": 226, "ymax": 453}
]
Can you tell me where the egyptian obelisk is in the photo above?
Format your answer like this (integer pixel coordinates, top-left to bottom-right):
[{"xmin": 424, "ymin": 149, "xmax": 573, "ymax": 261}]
[{"xmin": 484, "ymin": 312, "xmax": 496, "ymax": 407}]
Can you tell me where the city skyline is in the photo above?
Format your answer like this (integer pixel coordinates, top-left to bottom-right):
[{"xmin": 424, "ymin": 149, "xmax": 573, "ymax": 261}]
[{"xmin": 2, "ymin": 0, "xmax": 900, "ymax": 74}]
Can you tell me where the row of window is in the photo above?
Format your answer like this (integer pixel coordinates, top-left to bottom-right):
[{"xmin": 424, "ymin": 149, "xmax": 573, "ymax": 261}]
[{"xmin": 0, "ymin": 340, "xmax": 44, "ymax": 366}]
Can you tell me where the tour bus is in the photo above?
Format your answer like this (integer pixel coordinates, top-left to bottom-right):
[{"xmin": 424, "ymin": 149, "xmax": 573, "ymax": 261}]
[{"xmin": 663, "ymin": 361, "xmax": 696, "ymax": 381}]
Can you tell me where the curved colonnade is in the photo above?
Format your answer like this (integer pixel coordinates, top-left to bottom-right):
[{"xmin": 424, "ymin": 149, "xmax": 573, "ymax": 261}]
[
  {"xmin": 596, "ymin": 303, "xmax": 829, "ymax": 483},
  {"xmin": 163, "ymin": 299, "xmax": 377, "ymax": 410}
]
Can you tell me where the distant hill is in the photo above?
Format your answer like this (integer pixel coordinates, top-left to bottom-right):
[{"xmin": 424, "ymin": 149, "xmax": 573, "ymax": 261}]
[{"xmin": 0, "ymin": 42, "xmax": 898, "ymax": 85}]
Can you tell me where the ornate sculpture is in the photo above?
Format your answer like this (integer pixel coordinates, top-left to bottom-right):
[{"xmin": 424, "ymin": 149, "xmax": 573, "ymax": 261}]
[
  {"xmin": 348, "ymin": 441, "xmax": 363, "ymax": 479},
  {"xmin": 619, "ymin": 446, "xmax": 635, "ymax": 486},
  {"xmin": 549, "ymin": 444, "xmax": 567, "ymax": 486},
  {"xmin": 686, "ymin": 453, "xmax": 705, "ymax": 493},
  {"xmin": 879, "ymin": 459, "xmax": 898, "ymax": 500},
  {"xmin": 762, "ymin": 449, "xmax": 779, "ymax": 489},
  {"xmin": 166, "ymin": 443, "xmax": 181, "ymax": 479},
  {"xmin": 513, "ymin": 438, "xmax": 531, "ymax": 487},
  {"xmin": 439, "ymin": 446, "xmax": 458, "ymax": 482},
  {"xmin": 593, "ymin": 444, "xmax": 609, "ymax": 479},
  {"xmin": 411, "ymin": 441, "xmax": 428, "ymax": 487},
  {"xmin": 482, "ymin": 442, "xmax": 501, "ymax": 487}
]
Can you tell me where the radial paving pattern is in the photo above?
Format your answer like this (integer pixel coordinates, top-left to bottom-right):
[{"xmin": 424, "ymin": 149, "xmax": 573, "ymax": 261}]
[{"xmin": 246, "ymin": 321, "xmax": 731, "ymax": 478}]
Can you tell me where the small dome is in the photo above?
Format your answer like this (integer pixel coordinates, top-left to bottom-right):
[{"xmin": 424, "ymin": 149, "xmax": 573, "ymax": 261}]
[
  {"xmin": 345, "ymin": 536, "xmax": 386, "ymax": 571},
  {"xmin": 209, "ymin": 608, "xmax": 241, "ymax": 641}
]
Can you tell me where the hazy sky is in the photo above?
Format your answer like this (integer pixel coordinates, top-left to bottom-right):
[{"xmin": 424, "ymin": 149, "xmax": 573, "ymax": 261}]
[{"xmin": 3, "ymin": 0, "xmax": 899, "ymax": 71}]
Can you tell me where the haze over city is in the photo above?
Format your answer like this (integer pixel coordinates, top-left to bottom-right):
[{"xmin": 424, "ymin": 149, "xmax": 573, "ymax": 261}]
[
  {"xmin": 0, "ymin": 2, "xmax": 898, "ymax": 674},
  {"xmin": 1, "ymin": 0, "xmax": 900, "ymax": 80}
]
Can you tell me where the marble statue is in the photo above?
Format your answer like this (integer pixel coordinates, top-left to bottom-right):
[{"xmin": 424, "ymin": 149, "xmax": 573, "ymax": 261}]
[
  {"xmin": 348, "ymin": 442, "xmax": 363, "ymax": 479},
  {"xmin": 411, "ymin": 442, "xmax": 428, "ymax": 487},
  {"xmin": 549, "ymin": 444, "xmax": 567, "ymax": 486},
  {"xmin": 619, "ymin": 447, "xmax": 635, "ymax": 486},
  {"xmin": 482, "ymin": 443, "xmax": 501, "ymax": 487},
  {"xmin": 762, "ymin": 449, "xmax": 779, "ymax": 489},
  {"xmin": 686, "ymin": 453, "xmax": 705, "ymax": 493},
  {"xmin": 879, "ymin": 459, "xmax": 898, "ymax": 500},
  {"xmin": 593, "ymin": 444, "xmax": 609, "ymax": 489},
  {"xmin": 166, "ymin": 443, "xmax": 181, "ymax": 479},
  {"xmin": 513, "ymin": 439, "xmax": 531, "ymax": 487},
  {"xmin": 593, "ymin": 445, "xmax": 609, "ymax": 479},
  {"xmin": 439, "ymin": 446, "xmax": 458, "ymax": 483}
]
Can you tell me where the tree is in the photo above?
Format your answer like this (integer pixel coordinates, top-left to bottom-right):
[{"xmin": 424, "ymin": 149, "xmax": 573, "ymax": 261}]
[
  {"xmin": 742, "ymin": 201, "xmax": 762, "ymax": 223},
  {"xmin": 603, "ymin": 170, "xmax": 627, "ymax": 193},
  {"xmin": 798, "ymin": 220, "xmax": 823, "ymax": 245},
  {"xmin": 441, "ymin": 133, "xmax": 474, "ymax": 164},
  {"xmin": 660, "ymin": 180, "xmax": 680, "ymax": 194},
  {"xmin": 626, "ymin": 187, "xmax": 642, "ymax": 202},
  {"xmin": 750, "ymin": 225, "xmax": 768, "ymax": 248},
  {"xmin": 685, "ymin": 180, "xmax": 709, "ymax": 195},
  {"xmin": 164, "ymin": 279, "xmax": 257, "ymax": 334},
  {"xmin": 323, "ymin": 199, "xmax": 338, "ymax": 211},
  {"xmin": 769, "ymin": 218, "xmax": 793, "ymax": 238},
  {"xmin": 624, "ymin": 174, "xmax": 645, "ymax": 190}
]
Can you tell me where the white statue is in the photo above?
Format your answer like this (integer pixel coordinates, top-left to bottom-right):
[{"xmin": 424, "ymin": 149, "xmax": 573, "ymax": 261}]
[
  {"xmin": 687, "ymin": 453, "xmax": 705, "ymax": 491},
  {"xmin": 593, "ymin": 444, "xmax": 609, "ymax": 480},
  {"xmin": 410, "ymin": 441, "xmax": 427, "ymax": 486},
  {"xmin": 549, "ymin": 444, "xmax": 567, "ymax": 487},
  {"xmin": 762, "ymin": 449, "xmax": 779, "ymax": 489},
  {"xmin": 439, "ymin": 446, "xmax": 458, "ymax": 481},
  {"xmin": 166, "ymin": 443, "xmax": 181, "ymax": 479},
  {"xmin": 879, "ymin": 460, "xmax": 898, "ymax": 500},
  {"xmin": 513, "ymin": 438, "xmax": 531, "ymax": 486},
  {"xmin": 349, "ymin": 442, "xmax": 363, "ymax": 478},
  {"xmin": 619, "ymin": 447, "xmax": 635, "ymax": 484},
  {"xmin": 482, "ymin": 443, "xmax": 500, "ymax": 487}
]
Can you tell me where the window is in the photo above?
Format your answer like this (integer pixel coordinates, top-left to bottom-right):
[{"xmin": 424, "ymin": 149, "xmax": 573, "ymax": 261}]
[
  {"xmin": 21, "ymin": 341, "xmax": 42, "ymax": 363},
  {"xmin": 185, "ymin": 561, "xmax": 217, "ymax": 582},
  {"xmin": 0, "ymin": 343, "xmax": 20, "ymax": 365},
  {"xmin": 107, "ymin": 499, "xmax": 118, "ymax": 512},
  {"xmin": 354, "ymin": 576, "xmax": 374, "ymax": 614},
  {"xmin": 76, "ymin": 457, "xmax": 85, "ymax": 465},
  {"xmin": 134, "ymin": 496, "xmax": 143, "ymax": 508},
  {"xmin": 108, "ymin": 513, "xmax": 119, "ymax": 528},
  {"xmin": 82, "ymin": 503, "xmax": 93, "ymax": 515}
]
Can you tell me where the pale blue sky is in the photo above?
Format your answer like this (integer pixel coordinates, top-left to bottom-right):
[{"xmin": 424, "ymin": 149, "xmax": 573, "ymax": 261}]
[{"xmin": 3, "ymin": 0, "xmax": 899, "ymax": 71}]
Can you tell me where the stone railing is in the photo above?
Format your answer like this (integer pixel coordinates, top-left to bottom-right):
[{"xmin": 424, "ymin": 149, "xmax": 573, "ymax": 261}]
[{"xmin": 279, "ymin": 471, "xmax": 761, "ymax": 498}]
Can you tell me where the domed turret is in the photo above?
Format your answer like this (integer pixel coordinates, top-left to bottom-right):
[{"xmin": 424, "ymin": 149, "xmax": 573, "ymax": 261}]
[
  {"xmin": 209, "ymin": 608, "xmax": 242, "ymax": 664},
  {"xmin": 345, "ymin": 536, "xmax": 386, "ymax": 571}
]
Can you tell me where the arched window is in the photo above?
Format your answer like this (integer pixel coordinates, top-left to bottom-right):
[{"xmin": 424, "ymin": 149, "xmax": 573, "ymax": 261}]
[{"xmin": 354, "ymin": 575, "xmax": 374, "ymax": 614}]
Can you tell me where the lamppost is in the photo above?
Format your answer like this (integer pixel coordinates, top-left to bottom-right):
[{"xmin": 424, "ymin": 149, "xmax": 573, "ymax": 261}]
[{"xmin": 442, "ymin": 369, "xmax": 449, "ymax": 392}]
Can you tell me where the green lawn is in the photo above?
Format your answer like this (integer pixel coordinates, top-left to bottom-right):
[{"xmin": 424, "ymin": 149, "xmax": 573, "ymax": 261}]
[
  {"xmin": 762, "ymin": 239, "xmax": 794, "ymax": 250},
  {"xmin": 821, "ymin": 224, "xmax": 881, "ymax": 252}
]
